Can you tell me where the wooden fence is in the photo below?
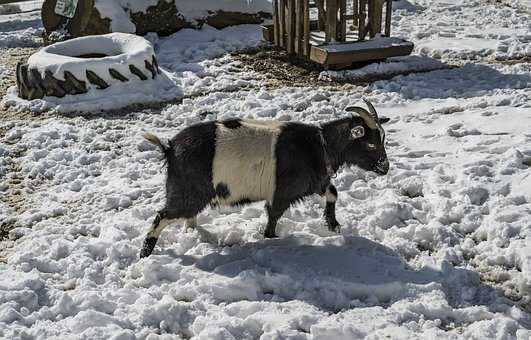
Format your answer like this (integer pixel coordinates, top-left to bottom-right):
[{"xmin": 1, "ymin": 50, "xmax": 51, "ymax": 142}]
[{"xmin": 272, "ymin": 0, "xmax": 393, "ymax": 58}]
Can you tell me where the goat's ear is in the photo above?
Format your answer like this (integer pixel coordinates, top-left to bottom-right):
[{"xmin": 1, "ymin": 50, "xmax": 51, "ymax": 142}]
[
  {"xmin": 351, "ymin": 126, "xmax": 365, "ymax": 139},
  {"xmin": 379, "ymin": 117, "xmax": 391, "ymax": 124}
]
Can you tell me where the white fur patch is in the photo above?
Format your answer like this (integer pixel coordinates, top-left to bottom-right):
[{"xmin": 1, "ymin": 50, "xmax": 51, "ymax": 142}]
[{"xmin": 212, "ymin": 120, "xmax": 282, "ymax": 205}]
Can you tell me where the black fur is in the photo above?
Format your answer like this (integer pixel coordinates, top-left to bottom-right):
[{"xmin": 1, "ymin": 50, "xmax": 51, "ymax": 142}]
[
  {"xmin": 221, "ymin": 119, "xmax": 242, "ymax": 129},
  {"xmin": 164, "ymin": 121, "xmax": 218, "ymax": 219},
  {"xmin": 215, "ymin": 182, "xmax": 230, "ymax": 199},
  {"xmin": 140, "ymin": 237, "xmax": 158, "ymax": 258},
  {"xmin": 321, "ymin": 117, "xmax": 388, "ymax": 174},
  {"xmin": 231, "ymin": 198, "xmax": 253, "ymax": 207},
  {"xmin": 328, "ymin": 185, "xmax": 338, "ymax": 197}
]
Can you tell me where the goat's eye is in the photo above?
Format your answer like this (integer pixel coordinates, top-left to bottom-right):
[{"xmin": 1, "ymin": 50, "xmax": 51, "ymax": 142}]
[{"xmin": 367, "ymin": 143, "xmax": 377, "ymax": 150}]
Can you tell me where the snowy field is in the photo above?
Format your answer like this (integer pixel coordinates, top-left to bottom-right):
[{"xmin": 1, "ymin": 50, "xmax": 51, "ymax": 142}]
[{"xmin": 1, "ymin": 0, "xmax": 530, "ymax": 339}]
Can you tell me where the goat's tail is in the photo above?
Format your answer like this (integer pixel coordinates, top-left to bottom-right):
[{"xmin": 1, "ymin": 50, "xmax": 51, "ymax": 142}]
[{"xmin": 143, "ymin": 132, "xmax": 170, "ymax": 155}]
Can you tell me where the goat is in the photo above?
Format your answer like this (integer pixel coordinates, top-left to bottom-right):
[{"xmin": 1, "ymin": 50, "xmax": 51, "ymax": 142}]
[{"xmin": 140, "ymin": 99, "xmax": 389, "ymax": 258}]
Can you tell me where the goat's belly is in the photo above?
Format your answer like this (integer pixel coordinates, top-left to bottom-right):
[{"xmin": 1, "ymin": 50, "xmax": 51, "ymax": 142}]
[
  {"xmin": 212, "ymin": 158, "xmax": 276, "ymax": 205},
  {"xmin": 211, "ymin": 126, "xmax": 278, "ymax": 205}
]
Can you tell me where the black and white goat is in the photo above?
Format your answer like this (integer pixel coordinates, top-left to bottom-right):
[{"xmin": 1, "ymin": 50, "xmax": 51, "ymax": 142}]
[{"xmin": 140, "ymin": 99, "xmax": 389, "ymax": 258}]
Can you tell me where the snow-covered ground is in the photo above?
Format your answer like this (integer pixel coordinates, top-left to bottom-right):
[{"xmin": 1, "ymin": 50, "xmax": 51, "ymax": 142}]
[{"xmin": 1, "ymin": 0, "xmax": 530, "ymax": 339}]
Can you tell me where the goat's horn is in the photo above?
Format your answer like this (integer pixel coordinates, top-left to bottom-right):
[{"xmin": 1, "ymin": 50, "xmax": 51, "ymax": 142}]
[
  {"xmin": 345, "ymin": 106, "xmax": 378, "ymax": 129},
  {"xmin": 362, "ymin": 98, "xmax": 379, "ymax": 119}
]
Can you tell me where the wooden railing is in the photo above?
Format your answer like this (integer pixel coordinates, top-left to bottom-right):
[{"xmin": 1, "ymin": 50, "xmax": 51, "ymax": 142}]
[{"xmin": 272, "ymin": 0, "xmax": 393, "ymax": 58}]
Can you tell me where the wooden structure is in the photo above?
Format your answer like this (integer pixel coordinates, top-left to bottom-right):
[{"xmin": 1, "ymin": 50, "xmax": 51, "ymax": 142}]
[{"xmin": 263, "ymin": 0, "xmax": 414, "ymax": 68}]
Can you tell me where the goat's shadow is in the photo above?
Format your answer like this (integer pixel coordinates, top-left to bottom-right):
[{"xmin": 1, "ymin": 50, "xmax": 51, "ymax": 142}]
[{"xmin": 158, "ymin": 229, "xmax": 527, "ymax": 323}]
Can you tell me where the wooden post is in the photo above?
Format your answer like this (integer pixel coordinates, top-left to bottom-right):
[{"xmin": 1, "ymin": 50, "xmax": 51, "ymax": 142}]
[
  {"xmin": 273, "ymin": 0, "xmax": 280, "ymax": 45},
  {"xmin": 295, "ymin": 0, "xmax": 302, "ymax": 55},
  {"xmin": 358, "ymin": 0, "xmax": 366, "ymax": 41},
  {"xmin": 353, "ymin": 0, "xmax": 359, "ymax": 25},
  {"xmin": 325, "ymin": 0, "xmax": 338, "ymax": 43},
  {"xmin": 279, "ymin": 0, "xmax": 286, "ymax": 47},
  {"xmin": 385, "ymin": 0, "xmax": 392, "ymax": 37},
  {"xmin": 287, "ymin": 0, "xmax": 295, "ymax": 54},
  {"xmin": 339, "ymin": 0, "xmax": 347, "ymax": 41},
  {"xmin": 303, "ymin": 0, "xmax": 310, "ymax": 56},
  {"xmin": 315, "ymin": 0, "xmax": 326, "ymax": 31},
  {"xmin": 369, "ymin": 0, "xmax": 383, "ymax": 38}
]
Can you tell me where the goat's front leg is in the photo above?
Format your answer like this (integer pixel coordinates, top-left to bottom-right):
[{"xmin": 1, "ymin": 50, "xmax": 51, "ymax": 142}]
[{"xmin": 324, "ymin": 184, "xmax": 340, "ymax": 232}]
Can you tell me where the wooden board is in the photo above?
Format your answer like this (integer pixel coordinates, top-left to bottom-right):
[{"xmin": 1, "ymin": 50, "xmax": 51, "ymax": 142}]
[{"xmin": 309, "ymin": 37, "xmax": 414, "ymax": 66}]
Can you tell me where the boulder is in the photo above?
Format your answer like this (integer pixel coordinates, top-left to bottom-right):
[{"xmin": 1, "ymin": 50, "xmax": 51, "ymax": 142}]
[{"xmin": 42, "ymin": 0, "xmax": 271, "ymax": 41}]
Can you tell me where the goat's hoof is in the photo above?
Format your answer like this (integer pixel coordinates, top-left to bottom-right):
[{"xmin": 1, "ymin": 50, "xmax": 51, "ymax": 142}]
[
  {"xmin": 327, "ymin": 221, "xmax": 341, "ymax": 233},
  {"xmin": 264, "ymin": 231, "xmax": 277, "ymax": 239},
  {"xmin": 139, "ymin": 237, "xmax": 157, "ymax": 258}
]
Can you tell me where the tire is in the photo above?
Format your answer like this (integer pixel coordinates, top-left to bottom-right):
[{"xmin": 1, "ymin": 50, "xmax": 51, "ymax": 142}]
[{"xmin": 17, "ymin": 33, "xmax": 161, "ymax": 100}]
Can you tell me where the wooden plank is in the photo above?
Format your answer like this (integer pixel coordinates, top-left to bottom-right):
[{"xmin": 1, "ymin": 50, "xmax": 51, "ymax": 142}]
[
  {"xmin": 309, "ymin": 39, "xmax": 414, "ymax": 65},
  {"xmin": 303, "ymin": 0, "xmax": 310, "ymax": 56},
  {"xmin": 369, "ymin": 0, "xmax": 383, "ymax": 38},
  {"xmin": 358, "ymin": 0, "xmax": 366, "ymax": 41},
  {"xmin": 295, "ymin": 0, "xmax": 302, "ymax": 55},
  {"xmin": 315, "ymin": 0, "xmax": 326, "ymax": 31},
  {"xmin": 273, "ymin": 0, "xmax": 280, "ymax": 45},
  {"xmin": 337, "ymin": 0, "xmax": 347, "ymax": 41},
  {"xmin": 385, "ymin": 0, "xmax": 392, "ymax": 37},
  {"xmin": 325, "ymin": 0, "xmax": 337, "ymax": 43},
  {"xmin": 279, "ymin": 0, "xmax": 286, "ymax": 47},
  {"xmin": 287, "ymin": 0, "xmax": 295, "ymax": 54}
]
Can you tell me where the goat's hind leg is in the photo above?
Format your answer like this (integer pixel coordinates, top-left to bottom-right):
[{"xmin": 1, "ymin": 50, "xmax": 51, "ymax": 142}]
[{"xmin": 140, "ymin": 210, "xmax": 180, "ymax": 258}]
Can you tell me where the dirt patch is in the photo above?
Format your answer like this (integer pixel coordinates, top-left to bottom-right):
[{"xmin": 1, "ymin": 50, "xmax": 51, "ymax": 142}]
[
  {"xmin": 0, "ymin": 47, "xmax": 41, "ymax": 121},
  {"xmin": 232, "ymin": 47, "xmax": 345, "ymax": 89}
]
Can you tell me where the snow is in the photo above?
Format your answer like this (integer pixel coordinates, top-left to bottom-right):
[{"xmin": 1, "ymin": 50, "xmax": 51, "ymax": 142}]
[
  {"xmin": 0, "ymin": 11, "xmax": 42, "ymax": 48},
  {"xmin": 319, "ymin": 56, "xmax": 449, "ymax": 82},
  {"xmin": 1, "ymin": 0, "xmax": 531, "ymax": 339},
  {"xmin": 94, "ymin": 0, "xmax": 272, "ymax": 33}
]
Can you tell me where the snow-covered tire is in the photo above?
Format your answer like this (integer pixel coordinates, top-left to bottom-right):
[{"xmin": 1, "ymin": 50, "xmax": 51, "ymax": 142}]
[{"xmin": 16, "ymin": 33, "xmax": 161, "ymax": 100}]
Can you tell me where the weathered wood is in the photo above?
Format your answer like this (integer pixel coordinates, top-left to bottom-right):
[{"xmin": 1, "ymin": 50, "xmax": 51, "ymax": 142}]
[
  {"xmin": 339, "ymin": 0, "xmax": 347, "ymax": 41},
  {"xmin": 385, "ymin": 0, "xmax": 392, "ymax": 37},
  {"xmin": 359, "ymin": 0, "xmax": 366, "ymax": 40},
  {"xmin": 295, "ymin": 0, "xmax": 302, "ymax": 55},
  {"xmin": 315, "ymin": 0, "xmax": 326, "ymax": 31},
  {"xmin": 109, "ymin": 68, "xmax": 129, "ymax": 82},
  {"xmin": 86, "ymin": 70, "xmax": 109, "ymax": 89},
  {"xmin": 368, "ymin": 0, "xmax": 383, "ymax": 38},
  {"xmin": 325, "ymin": 0, "xmax": 337, "ymax": 43},
  {"xmin": 129, "ymin": 65, "xmax": 148, "ymax": 80},
  {"xmin": 303, "ymin": 0, "xmax": 310, "ymax": 56},
  {"xmin": 286, "ymin": 0, "xmax": 295, "ymax": 54},
  {"xmin": 273, "ymin": 0, "xmax": 280, "ymax": 46},
  {"xmin": 279, "ymin": 0, "xmax": 286, "ymax": 47},
  {"xmin": 309, "ymin": 39, "xmax": 414, "ymax": 66}
]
